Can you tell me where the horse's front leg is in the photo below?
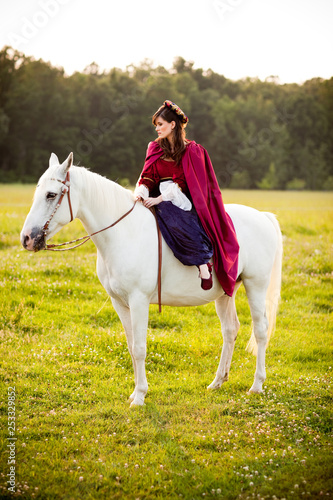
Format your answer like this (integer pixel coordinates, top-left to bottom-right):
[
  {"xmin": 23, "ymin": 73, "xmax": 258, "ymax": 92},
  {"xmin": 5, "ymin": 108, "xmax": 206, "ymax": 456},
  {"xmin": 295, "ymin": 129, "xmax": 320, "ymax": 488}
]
[
  {"xmin": 128, "ymin": 293, "xmax": 150, "ymax": 407},
  {"xmin": 110, "ymin": 297, "xmax": 138, "ymax": 402}
]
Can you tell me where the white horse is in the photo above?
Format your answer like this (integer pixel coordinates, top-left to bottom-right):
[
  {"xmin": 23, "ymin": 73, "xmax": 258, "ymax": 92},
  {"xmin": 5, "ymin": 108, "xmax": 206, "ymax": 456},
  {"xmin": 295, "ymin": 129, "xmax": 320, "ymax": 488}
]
[{"xmin": 21, "ymin": 153, "xmax": 283, "ymax": 407}]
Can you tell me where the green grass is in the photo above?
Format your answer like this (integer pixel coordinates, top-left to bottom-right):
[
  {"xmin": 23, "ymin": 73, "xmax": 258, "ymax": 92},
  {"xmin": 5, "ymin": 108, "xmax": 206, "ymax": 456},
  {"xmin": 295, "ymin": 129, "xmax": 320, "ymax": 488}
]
[{"xmin": 0, "ymin": 186, "xmax": 332, "ymax": 499}]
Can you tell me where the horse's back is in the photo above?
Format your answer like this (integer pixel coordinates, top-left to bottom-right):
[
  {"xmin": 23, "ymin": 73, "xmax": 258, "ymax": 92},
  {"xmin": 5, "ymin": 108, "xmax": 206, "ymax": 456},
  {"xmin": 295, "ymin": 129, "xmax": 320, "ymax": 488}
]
[{"xmin": 225, "ymin": 204, "xmax": 280, "ymax": 279}]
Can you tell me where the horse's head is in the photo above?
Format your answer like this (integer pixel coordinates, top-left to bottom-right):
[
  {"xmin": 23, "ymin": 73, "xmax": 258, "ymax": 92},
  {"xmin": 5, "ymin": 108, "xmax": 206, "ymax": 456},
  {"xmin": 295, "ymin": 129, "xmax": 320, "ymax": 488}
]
[{"xmin": 21, "ymin": 152, "xmax": 75, "ymax": 251}]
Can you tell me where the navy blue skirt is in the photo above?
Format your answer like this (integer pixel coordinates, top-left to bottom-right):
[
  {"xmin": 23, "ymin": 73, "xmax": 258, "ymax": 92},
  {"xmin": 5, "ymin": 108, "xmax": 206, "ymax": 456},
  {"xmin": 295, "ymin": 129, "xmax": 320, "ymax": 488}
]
[{"xmin": 155, "ymin": 201, "xmax": 213, "ymax": 266}]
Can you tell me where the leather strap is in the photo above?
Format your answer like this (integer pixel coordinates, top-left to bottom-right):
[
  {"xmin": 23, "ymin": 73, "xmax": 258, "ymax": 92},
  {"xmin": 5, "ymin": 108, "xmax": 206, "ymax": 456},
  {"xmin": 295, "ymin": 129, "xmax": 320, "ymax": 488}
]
[
  {"xmin": 150, "ymin": 207, "xmax": 162, "ymax": 313},
  {"xmin": 66, "ymin": 171, "xmax": 74, "ymax": 222},
  {"xmin": 157, "ymin": 216, "xmax": 162, "ymax": 313},
  {"xmin": 42, "ymin": 170, "xmax": 73, "ymax": 235},
  {"xmin": 43, "ymin": 174, "xmax": 162, "ymax": 310},
  {"xmin": 46, "ymin": 201, "xmax": 138, "ymax": 250}
]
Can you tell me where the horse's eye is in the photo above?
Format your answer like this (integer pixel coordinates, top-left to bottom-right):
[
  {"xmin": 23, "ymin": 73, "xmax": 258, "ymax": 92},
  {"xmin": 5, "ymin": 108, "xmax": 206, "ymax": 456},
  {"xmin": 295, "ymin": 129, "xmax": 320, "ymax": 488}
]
[{"xmin": 46, "ymin": 192, "xmax": 57, "ymax": 200}]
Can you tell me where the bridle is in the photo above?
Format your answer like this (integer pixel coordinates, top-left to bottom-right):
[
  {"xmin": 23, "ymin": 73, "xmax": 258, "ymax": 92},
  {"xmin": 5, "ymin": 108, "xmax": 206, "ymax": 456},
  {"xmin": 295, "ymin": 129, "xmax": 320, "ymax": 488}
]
[
  {"xmin": 41, "ymin": 170, "xmax": 137, "ymax": 251},
  {"xmin": 42, "ymin": 171, "xmax": 73, "ymax": 238},
  {"xmin": 40, "ymin": 170, "xmax": 161, "ymax": 312}
]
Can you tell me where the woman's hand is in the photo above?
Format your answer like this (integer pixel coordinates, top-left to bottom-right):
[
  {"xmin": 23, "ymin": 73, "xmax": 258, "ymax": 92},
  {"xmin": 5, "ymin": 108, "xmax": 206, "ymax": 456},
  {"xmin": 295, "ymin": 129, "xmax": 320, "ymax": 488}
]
[{"xmin": 143, "ymin": 195, "xmax": 163, "ymax": 208}]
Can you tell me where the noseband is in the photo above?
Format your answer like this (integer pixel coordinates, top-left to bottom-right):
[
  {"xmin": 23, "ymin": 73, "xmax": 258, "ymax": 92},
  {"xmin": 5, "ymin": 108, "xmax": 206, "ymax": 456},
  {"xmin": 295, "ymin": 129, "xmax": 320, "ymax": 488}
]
[{"xmin": 42, "ymin": 171, "xmax": 74, "ymax": 236}]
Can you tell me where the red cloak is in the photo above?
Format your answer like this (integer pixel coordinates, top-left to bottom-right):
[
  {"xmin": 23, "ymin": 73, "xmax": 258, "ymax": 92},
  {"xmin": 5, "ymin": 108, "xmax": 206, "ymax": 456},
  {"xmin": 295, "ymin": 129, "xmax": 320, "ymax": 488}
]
[{"xmin": 142, "ymin": 140, "xmax": 239, "ymax": 296}]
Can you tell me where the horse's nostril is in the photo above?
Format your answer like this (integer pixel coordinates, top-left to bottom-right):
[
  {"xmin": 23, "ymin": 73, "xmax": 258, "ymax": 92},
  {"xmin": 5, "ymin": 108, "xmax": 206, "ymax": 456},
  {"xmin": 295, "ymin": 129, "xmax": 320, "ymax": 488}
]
[
  {"xmin": 23, "ymin": 234, "xmax": 30, "ymax": 248},
  {"xmin": 21, "ymin": 227, "xmax": 45, "ymax": 252}
]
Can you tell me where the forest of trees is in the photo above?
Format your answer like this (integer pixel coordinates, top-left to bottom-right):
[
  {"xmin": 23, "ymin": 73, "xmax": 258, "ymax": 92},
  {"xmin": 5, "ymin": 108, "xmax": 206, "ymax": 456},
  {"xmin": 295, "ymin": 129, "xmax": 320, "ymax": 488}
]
[{"xmin": 0, "ymin": 46, "xmax": 332, "ymax": 189}]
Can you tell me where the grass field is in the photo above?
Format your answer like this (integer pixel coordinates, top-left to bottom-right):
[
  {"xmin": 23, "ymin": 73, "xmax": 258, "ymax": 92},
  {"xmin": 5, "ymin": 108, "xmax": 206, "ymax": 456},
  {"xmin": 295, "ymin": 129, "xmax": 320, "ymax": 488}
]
[{"xmin": 0, "ymin": 185, "xmax": 332, "ymax": 499}]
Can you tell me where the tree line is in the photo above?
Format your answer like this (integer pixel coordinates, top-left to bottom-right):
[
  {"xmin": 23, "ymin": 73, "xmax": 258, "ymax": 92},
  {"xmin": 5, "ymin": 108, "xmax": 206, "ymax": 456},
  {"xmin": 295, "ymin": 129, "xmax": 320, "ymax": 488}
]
[{"xmin": 0, "ymin": 47, "xmax": 332, "ymax": 189}]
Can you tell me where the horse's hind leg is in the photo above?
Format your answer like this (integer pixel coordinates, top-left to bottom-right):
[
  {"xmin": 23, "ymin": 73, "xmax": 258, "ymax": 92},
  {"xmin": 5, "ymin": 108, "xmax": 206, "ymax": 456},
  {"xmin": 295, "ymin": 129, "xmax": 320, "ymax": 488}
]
[
  {"xmin": 243, "ymin": 278, "xmax": 269, "ymax": 393},
  {"xmin": 208, "ymin": 282, "xmax": 241, "ymax": 390}
]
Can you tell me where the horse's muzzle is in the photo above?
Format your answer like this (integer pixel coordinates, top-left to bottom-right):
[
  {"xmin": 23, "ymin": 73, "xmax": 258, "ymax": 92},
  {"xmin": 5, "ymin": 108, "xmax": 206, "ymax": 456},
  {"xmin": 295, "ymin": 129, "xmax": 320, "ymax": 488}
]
[{"xmin": 21, "ymin": 228, "xmax": 46, "ymax": 252}]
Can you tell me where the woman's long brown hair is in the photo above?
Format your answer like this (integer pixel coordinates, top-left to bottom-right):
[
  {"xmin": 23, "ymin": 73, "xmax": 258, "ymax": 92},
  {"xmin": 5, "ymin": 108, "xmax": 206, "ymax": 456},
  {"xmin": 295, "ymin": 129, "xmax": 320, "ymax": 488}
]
[{"xmin": 152, "ymin": 106, "xmax": 187, "ymax": 164}]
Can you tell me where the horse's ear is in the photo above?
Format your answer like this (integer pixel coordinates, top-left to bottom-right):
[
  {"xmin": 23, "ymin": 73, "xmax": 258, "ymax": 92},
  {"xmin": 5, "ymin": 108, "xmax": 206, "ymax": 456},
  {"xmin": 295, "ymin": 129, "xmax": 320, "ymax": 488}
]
[
  {"xmin": 61, "ymin": 152, "xmax": 73, "ymax": 173},
  {"xmin": 49, "ymin": 153, "xmax": 59, "ymax": 167}
]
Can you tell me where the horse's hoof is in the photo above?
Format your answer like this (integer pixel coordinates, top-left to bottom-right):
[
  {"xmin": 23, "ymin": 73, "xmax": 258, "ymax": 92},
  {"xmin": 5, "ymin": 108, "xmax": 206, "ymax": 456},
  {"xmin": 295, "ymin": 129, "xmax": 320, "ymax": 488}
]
[
  {"xmin": 207, "ymin": 381, "xmax": 222, "ymax": 390},
  {"xmin": 248, "ymin": 386, "xmax": 263, "ymax": 394},
  {"xmin": 130, "ymin": 400, "xmax": 145, "ymax": 408}
]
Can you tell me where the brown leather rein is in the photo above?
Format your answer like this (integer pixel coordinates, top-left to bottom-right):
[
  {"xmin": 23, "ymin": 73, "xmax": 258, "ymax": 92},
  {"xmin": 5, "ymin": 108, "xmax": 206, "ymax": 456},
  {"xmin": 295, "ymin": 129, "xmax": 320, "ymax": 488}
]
[
  {"xmin": 42, "ymin": 171, "xmax": 137, "ymax": 251},
  {"xmin": 41, "ymin": 171, "xmax": 162, "ymax": 311}
]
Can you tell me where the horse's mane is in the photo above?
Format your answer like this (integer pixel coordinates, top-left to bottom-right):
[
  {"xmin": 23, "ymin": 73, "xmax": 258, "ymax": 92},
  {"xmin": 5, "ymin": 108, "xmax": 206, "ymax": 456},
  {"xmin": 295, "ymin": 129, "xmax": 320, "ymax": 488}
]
[{"xmin": 73, "ymin": 165, "xmax": 135, "ymax": 214}]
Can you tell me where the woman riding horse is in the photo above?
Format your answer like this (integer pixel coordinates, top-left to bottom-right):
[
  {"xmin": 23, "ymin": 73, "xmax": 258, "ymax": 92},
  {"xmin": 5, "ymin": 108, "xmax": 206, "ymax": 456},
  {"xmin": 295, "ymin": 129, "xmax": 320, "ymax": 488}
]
[{"xmin": 135, "ymin": 100, "xmax": 239, "ymax": 294}]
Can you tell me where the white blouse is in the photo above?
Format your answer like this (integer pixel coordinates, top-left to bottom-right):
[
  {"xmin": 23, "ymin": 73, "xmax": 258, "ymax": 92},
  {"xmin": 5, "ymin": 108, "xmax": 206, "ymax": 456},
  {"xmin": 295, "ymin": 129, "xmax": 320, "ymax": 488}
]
[{"xmin": 134, "ymin": 180, "xmax": 192, "ymax": 211}]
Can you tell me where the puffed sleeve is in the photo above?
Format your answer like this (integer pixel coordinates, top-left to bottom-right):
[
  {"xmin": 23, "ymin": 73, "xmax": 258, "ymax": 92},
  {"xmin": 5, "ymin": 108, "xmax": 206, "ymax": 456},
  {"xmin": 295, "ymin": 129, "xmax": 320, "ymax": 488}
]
[
  {"xmin": 134, "ymin": 183, "xmax": 149, "ymax": 200},
  {"xmin": 159, "ymin": 181, "xmax": 192, "ymax": 211}
]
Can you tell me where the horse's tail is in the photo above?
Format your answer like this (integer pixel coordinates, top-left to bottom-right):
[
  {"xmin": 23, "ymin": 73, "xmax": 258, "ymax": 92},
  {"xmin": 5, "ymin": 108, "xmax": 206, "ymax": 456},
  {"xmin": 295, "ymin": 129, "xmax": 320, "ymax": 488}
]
[{"xmin": 246, "ymin": 212, "xmax": 283, "ymax": 356}]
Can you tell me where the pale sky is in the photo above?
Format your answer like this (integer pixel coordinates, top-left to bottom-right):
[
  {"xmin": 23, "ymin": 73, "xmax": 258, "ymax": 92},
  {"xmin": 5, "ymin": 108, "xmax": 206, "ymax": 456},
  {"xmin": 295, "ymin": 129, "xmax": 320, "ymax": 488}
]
[{"xmin": 0, "ymin": 0, "xmax": 332, "ymax": 84}]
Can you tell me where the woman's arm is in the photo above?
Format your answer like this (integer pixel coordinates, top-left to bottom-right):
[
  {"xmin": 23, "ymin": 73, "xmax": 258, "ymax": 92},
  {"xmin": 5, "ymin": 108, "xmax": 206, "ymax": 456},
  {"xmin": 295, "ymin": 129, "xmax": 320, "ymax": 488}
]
[
  {"xmin": 142, "ymin": 195, "xmax": 163, "ymax": 208},
  {"xmin": 134, "ymin": 182, "xmax": 163, "ymax": 207},
  {"xmin": 160, "ymin": 182, "xmax": 192, "ymax": 211},
  {"xmin": 134, "ymin": 151, "xmax": 159, "ymax": 200}
]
